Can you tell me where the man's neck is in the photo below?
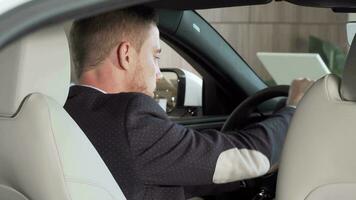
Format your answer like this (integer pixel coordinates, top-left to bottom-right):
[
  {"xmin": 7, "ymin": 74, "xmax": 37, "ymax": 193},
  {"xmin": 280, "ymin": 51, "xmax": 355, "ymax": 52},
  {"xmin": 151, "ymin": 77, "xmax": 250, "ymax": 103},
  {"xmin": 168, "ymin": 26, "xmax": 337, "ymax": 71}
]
[
  {"xmin": 79, "ymin": 74, "xmax": 130, "ymax": 94},
  {"xmin": 79, "ymin": 65, "xmax": 123, "ymax": 94}
]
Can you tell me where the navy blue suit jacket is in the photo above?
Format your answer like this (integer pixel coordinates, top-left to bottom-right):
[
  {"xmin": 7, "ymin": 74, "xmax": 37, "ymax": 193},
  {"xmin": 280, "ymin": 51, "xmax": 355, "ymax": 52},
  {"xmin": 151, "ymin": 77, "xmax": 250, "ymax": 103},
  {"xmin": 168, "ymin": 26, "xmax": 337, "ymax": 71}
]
[{"xmin": 64, "ymin": 85, "xmax": 294, "ymax": 200}]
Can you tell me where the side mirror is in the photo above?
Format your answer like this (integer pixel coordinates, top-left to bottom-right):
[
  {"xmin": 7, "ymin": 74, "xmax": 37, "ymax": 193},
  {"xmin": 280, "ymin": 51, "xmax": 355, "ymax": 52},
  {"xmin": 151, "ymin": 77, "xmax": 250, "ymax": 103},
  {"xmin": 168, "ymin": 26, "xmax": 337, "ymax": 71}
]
[
  {"xmin": 155, "ymin": 68, "xmax": 202, "ymax": 116},
  {"xmin": 347, "ymin": 22, "xmax": 356, "ymax": 45}
]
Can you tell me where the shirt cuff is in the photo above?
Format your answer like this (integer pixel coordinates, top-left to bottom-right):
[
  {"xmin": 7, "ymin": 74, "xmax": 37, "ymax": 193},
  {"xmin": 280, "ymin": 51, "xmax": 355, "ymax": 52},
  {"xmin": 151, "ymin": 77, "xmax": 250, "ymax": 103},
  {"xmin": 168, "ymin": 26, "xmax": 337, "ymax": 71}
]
[{"xmin": 286, "ymin": 105, "xmax": 297, "ymax": 109}]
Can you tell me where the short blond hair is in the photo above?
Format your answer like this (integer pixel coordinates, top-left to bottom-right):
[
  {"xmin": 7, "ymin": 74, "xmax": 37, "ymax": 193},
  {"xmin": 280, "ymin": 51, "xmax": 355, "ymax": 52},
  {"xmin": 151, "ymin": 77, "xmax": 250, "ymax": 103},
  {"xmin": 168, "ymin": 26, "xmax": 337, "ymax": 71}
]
[{"xmin": 69, "ymin": 6, "xmax": 158, "ymax": 79}]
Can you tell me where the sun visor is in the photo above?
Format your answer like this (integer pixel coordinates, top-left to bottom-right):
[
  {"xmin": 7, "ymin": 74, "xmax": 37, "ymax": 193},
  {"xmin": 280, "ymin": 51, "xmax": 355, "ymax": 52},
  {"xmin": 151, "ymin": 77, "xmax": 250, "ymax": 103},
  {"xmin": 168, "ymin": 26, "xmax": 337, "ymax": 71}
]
[{"xmin": 284, "ymin": 0, "xmax": 356, "ymax": 9}]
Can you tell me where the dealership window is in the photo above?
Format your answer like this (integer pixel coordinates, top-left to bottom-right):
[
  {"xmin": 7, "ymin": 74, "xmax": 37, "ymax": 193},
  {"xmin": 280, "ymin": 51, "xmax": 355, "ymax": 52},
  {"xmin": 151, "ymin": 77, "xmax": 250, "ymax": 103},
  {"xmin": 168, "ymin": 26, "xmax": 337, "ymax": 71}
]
[{"xmin": 198, "ymin": 2, "xmax": 348, "ymax": 86}]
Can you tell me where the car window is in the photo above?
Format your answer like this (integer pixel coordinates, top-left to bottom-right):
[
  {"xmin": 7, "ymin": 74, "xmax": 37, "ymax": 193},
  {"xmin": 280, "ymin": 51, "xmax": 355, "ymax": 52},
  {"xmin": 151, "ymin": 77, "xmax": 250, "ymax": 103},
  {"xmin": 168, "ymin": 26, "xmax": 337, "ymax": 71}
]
[
  {"xmin": 154, "ymin": 40, "xmax": 203, "ymax": 118},
  {"xmin": 197, "ymin": 2, "xmax": 349, "ymax": 86}
]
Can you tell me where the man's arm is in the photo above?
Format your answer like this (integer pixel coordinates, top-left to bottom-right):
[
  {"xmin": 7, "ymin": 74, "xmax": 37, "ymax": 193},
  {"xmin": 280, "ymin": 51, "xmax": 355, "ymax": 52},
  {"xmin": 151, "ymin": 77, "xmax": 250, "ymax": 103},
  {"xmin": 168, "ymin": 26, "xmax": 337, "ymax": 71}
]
[{"xmin": 125, "ymin": 93, "xmax": 294, "ymax": 186}]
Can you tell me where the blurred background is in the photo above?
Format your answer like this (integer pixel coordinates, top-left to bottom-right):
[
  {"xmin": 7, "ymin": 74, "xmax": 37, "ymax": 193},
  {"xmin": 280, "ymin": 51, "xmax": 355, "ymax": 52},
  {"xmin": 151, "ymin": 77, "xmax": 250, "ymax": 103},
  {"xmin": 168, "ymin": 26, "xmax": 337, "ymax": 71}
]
[{"xmin": 159, "ymin": 1, "xmax": 350, "ymax": 84}]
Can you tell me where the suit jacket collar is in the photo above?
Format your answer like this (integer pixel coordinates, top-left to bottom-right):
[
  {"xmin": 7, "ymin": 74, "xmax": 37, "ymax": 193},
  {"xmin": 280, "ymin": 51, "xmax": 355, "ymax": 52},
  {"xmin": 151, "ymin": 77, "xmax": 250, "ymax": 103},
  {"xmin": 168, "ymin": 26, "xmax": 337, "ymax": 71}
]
[{"xmin": 68, "ymin": 85, "xmax": 105, "ymax": 98}]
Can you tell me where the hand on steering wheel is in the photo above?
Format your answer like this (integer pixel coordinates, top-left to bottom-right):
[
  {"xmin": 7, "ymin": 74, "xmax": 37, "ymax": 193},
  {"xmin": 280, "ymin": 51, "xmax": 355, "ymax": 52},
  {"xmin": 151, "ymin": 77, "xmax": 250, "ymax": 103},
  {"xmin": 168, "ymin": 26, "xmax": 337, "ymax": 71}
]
[
  {"xmin": 221, "ymin": 85, "xmax": 290, "ymax": 132},
  {"xmin": 219, "ymin": 85, "xmax": 290, "ymax": 200}
]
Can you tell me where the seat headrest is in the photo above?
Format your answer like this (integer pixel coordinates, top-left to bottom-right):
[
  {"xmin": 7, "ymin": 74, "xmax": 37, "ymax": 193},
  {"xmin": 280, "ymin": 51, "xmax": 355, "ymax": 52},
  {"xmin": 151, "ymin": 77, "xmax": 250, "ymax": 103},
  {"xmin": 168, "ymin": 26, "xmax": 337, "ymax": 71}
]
[
  {"xmin": 0, "ymin": 25, "xmax": 70, "ymax": 117},
  {"xmin": 341, "ymin": 34, "xmax": 356, "ymax": 101}
]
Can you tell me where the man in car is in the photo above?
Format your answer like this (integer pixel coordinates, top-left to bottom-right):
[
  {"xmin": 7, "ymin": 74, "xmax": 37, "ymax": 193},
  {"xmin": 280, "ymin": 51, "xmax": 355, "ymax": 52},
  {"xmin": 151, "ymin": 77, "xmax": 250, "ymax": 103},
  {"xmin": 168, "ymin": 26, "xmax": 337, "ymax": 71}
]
[{"xmin": 64, "ymin": 6, "xmax": 313, "ymax": 200}]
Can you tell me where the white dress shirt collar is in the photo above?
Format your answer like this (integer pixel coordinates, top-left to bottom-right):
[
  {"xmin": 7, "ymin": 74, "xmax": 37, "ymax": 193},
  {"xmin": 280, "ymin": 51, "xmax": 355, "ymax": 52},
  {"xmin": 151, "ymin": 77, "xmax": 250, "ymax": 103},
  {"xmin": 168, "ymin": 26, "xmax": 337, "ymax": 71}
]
[{"xmin": 74, "ymin": 84, "xmax": 107, "ymax": 94}]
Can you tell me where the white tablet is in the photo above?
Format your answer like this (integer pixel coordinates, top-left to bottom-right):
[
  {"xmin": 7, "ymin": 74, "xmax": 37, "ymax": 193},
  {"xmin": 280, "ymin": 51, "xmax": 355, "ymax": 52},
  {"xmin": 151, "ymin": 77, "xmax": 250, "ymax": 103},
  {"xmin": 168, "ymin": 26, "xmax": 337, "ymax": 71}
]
[{"xmin": 257, "ymin": 52, "xmax": 330, "ymax": 85}]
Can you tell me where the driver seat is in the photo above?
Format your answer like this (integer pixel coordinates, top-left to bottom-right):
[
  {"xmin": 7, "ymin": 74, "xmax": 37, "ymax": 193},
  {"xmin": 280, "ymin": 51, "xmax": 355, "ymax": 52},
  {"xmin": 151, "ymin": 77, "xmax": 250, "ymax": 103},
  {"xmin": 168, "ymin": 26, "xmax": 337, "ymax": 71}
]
[
  {"xmin": 0, "ymin": 25, "xmax": 126, "ymax": 200},
  {"xmin": 276, "ymin": 30, "xmax": 356, "ymax": 199}
]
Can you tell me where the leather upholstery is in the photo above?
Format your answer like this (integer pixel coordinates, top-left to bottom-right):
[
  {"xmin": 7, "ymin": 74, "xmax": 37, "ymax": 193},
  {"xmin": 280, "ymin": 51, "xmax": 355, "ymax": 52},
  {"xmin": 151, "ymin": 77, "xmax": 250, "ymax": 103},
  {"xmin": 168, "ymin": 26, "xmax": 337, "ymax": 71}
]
[
  {"xmin": 0, "ymin": 25, "xmax": 126, "ymax": 199},
  {"xmin": 276, "ymin": 27, "xmax": 356, "ymax": 200},
  {"xmin": 276, "ymin": 74, "xmax": 356, "ymax": 200},
  {"xmin": 0, "ymin": 27, "xmax": 70, "ymax": 117}
]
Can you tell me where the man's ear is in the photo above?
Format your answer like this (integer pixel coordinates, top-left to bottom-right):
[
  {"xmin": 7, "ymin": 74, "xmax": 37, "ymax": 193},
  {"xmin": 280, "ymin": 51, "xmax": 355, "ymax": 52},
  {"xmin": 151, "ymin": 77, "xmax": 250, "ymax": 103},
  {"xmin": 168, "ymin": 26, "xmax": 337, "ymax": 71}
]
[{"xmin": 117, "ymin": 41, "xmax": 131, "ymax": 70}]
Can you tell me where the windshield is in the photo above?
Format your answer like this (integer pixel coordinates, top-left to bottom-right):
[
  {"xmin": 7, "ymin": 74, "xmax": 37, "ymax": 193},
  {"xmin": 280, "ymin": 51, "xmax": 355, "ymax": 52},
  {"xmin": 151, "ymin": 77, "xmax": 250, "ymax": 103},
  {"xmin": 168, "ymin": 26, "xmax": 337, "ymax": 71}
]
[
  {"xmin": 0, "ymin": 0, "xmax": 32, "ymax": 15},
  {"xmin": 198, "ymin": 2, "xmax": 349, "ymax": 86}
]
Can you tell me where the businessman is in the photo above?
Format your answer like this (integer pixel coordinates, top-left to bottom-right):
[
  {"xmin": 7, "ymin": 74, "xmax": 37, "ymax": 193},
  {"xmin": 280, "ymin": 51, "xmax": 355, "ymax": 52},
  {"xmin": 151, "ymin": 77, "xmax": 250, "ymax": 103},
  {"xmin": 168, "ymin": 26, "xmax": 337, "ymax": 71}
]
[{"xmin": 65, "ymin": 6, "xmax": 313, "ymax": 200}]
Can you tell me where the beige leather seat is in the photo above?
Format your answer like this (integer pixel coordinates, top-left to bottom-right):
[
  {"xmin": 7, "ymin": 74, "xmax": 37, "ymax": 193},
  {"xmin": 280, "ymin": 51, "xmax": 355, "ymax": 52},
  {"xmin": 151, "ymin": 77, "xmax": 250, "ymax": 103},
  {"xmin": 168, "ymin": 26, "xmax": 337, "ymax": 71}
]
[
  {"xmin": 276, "ymin": 35, "xmax": 356, "ymax": 199},
  {"xmin": 0, "ymin": 25, "xmax": 126, "ymax": 200}
]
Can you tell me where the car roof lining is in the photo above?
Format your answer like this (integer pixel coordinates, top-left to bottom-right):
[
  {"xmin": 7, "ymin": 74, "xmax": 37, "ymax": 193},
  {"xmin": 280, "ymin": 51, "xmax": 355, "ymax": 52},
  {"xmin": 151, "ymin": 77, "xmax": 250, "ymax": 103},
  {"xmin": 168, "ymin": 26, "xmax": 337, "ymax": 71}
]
[
  {"xmin": 0, "ymin": 0, "xmax": 151, "ymax": 50},
  {"xmin": 1, "ymin": 0, "xmax": 356, "ymax": 50},
  {"xmin": 145, "ymin": 0, "xmax": 356, "ymax": 10},
  {"xmin": 145, "ymin": 0, "xmax": 271, "ymax": 10},
  {"xmin": 285, "ymin": 0, "xmax": 356, "ymax": 8}
]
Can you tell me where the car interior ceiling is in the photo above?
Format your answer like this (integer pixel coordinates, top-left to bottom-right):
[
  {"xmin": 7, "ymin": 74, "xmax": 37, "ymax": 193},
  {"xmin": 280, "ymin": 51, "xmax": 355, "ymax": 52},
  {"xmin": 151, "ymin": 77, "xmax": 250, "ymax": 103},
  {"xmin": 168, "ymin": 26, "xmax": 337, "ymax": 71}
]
[
  {"xmin": 146, "ymin": 0, "xmax": 271, "ymax": 9},
  {"xmin": 1, "ymin": 0, "xmax": 355, "ymax": 51},
  {"xmin": 147, "ymin": 0, "xmax": 356, "ymax": 10}
]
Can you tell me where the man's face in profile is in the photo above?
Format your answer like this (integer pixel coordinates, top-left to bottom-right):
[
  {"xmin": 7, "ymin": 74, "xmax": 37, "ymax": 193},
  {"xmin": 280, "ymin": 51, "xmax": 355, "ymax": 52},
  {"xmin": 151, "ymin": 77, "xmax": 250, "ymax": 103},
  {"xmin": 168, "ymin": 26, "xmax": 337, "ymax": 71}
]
[{"xmin": 130, "ymin": 24, "xmax": 162, "ymax": 97}]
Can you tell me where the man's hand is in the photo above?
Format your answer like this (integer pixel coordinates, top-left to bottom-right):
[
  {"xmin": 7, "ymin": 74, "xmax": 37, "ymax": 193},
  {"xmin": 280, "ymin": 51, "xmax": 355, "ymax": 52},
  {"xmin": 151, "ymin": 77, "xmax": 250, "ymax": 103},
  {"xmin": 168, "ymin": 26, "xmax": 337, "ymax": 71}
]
[{"xmin": 286, "ymin": 78, "xmax": 315, "ymax": 107}]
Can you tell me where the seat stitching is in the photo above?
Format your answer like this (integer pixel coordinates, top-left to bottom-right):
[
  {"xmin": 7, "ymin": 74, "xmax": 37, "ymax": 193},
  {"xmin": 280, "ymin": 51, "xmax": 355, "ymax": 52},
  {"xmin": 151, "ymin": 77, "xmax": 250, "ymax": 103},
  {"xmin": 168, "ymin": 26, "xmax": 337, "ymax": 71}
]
[{"xmin": 65, "ymin": 177, "xmax": 117, "ymax": 200}]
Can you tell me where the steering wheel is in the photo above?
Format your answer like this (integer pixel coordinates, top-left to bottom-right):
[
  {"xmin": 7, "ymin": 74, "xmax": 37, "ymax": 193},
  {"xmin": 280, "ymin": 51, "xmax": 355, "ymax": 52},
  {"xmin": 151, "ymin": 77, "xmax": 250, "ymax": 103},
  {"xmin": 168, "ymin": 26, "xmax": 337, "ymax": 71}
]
[
  {"xmin": 221, "ymin": 85, "xmax": 290, "ymax": 132},
  {"xmin": 218, "ymin": 85, "xmax": 289, "ymax": 200}
]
